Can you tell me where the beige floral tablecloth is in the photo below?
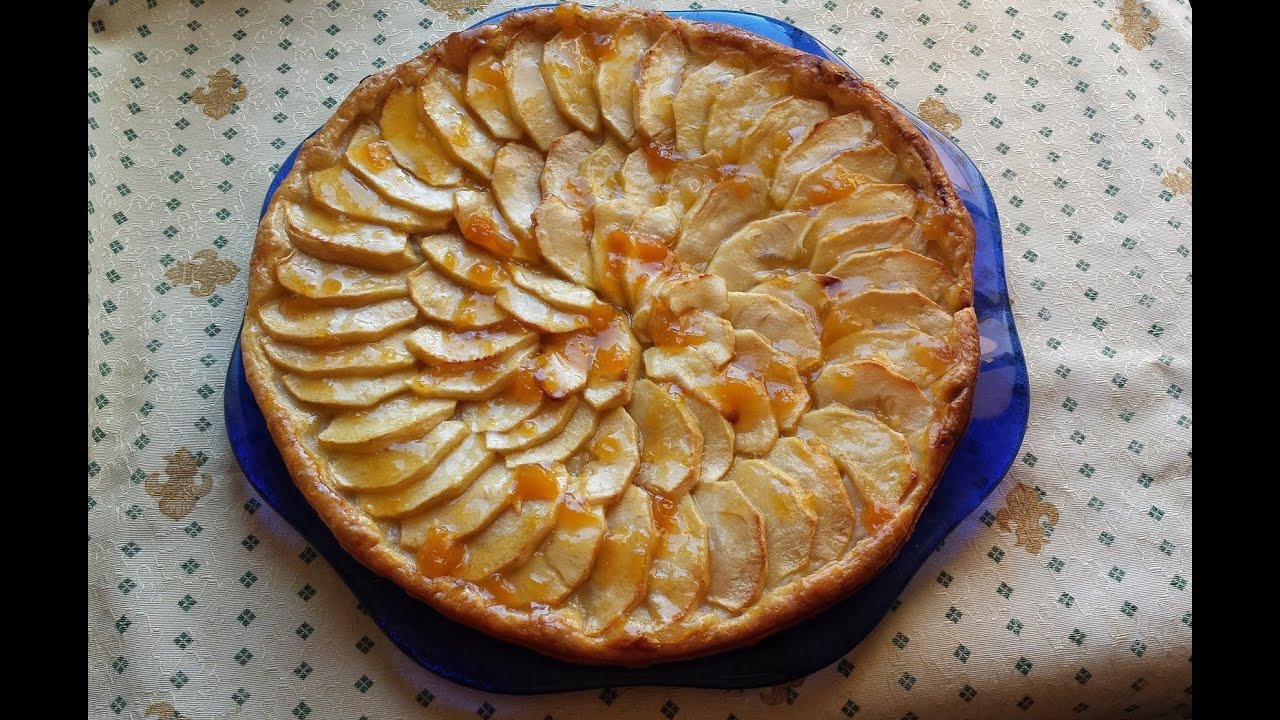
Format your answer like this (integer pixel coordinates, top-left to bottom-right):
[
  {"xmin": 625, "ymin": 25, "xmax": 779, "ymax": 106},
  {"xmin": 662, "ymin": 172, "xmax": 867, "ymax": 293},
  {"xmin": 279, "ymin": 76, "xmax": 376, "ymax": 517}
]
[{"xmin": 87, "ymin": 1, "xmax": 1192, "ymax": 717}]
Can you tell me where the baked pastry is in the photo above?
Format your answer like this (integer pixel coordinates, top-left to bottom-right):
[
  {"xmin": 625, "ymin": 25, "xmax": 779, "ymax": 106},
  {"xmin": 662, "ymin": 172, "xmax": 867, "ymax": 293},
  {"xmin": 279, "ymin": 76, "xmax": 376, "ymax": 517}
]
[{"xmin": 242, "ymin": 4, "xmax": 979, "ymax": 666}]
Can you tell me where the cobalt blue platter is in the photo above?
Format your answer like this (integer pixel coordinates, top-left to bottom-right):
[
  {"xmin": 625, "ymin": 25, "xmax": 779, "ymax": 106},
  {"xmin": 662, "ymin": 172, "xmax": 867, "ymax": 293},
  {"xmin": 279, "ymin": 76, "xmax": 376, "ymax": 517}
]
[{"xmin": 226, "ymin": 8, "xmax": 1030, "ymax": 694}]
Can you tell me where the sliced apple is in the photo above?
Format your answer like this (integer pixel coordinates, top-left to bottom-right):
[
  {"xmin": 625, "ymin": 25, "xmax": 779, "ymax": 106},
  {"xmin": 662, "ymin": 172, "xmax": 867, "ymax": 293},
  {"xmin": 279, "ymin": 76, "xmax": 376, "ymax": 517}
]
[
  {"xmin": 590, "ymin": 197, "xmax": 646, "ymax": 306},
  {"xmin": 825, "ymin": 327, "xmax": 956, "ymax": 388},
  {"xmin": 813, "ymin": 360, "xmax": 933, "ymax": 440},
  {"xmin": 577, "ymin": 141, "xmax": 627, "ymax": 202},
  {"xmin": 799, "ymin": 405, "xmax": 917, "ymax": 506},
  {"xmin": 420, "ymin": 63, "xmax": 502, "ymax": 179},
  {"xmin": 258, "ymin": 297, "xmax": 419, "ymax": 347},
  {"xmin": 491, "ymin": 144, "xmax": 545, "ymax": 242},
  {"xmin": 583, "ymin": 313, "xmax": 641, "ymax": 410},
  {"xmin": 573, "ymin": 407, "xmax": 640, "ymax": 505},
  {"xmin": 739, "ymin": 97, "xmax": 831, "ymax": 179},
  {"xmin": 457, "ymin": 370, "xmax": 543, "ymax": 432},
  {"xmin": 308, "ymin": 166, "xmax": 445, "ymax": 233},
  {"xmin": 532, "ymin": 195, "xmax": 594, "ymax": 287},
  {"xmin": 282, "ymin": 371, "xmax": 412, "ymax": 409},
  {"xmin": 275, "ymin": 252, "xmax": 409, "ymax": 306},
  {"xmin": 828, "ymin": 248, "xmax": 956, "ymax": 306},
  {"xmin": 664, "ymin": 150, "xmax": 725, "ymax": 216},
  {"xmin": 749, "ymin": 271, "xmax": 832, "ymax": 328},
  {"xmin": 542, "ymin": 31, "xmax": 601, "ymax": 134},
  {"xmin": 344, "ymin": 126, "xmax": 456, "ymax": 216},
  {"xmin": 620, "ymin": 149, "xmax": 663, "ymax": 206},
  {"xmin": 646, "ymin": 494, "xmax": 710, "ymax": 624},
  {"xmin": 642, "ymin": 347, "xmax": 775, "ymax": 453},
  {"xmin": 409, "ymin": 345, "xmax": 537, "ymax": 401},
  {"xmin": 283, "ymin": 202, "xmax": 415, "ymax": 272},
  {"xmin": 730, "ymin": 459, "xmax": 818, "ymax": 586},
  {"xmin": 783, "ymin": 144, "xmax": 900, "ymax": 210},
  {"xmin": 772, "ymin": 112, "xmax": 877, "ymax": 205},
  {"xmin": 726, "ymin": 291, "xmax": 822, "ymax": 372},
  {"xmin": 803, "ymin": 184, "xmax": 919, "ymax": 256},
  {"xmin": 692, "ymin": 481, "xmax": 766, "ymax": 613},
  {"xmin": 418, "ymin": 232, "xmax": 508, "ymax": 293},
  {"xmin": 407, "ymin": 262, "xmax": 507, "ymax": 330},
  {"xmin": 684, "ymin": 394, "xmax": 734, "ymax": 483},
  {"xmin": 704, "ymin": 69, "xmax": 790, "ymax": 163},
  {"xmin": 503, "ymin": 499, "xmax": 607, "ymax": 605},
  {"xmin": 318, "ymin": 395, "xmax": 456, "ymax": 453},
  {"xmin": 465, "ymin": 49, "xmax": 523, "ymax": 140},
  {"xmin": 658, "ymin": 273, "xmax": 728, "ymax": 315},
  {"xmin": 533, "ymin": 335, "xmax": 592, "ymax": 399},
  {"xmin": 455, "ymin": 189, "xmax": 535, "ymax": 261},
  {"xmin": 508, "ymin": 265, "xmax": 600, "ymax": 313},
  {"xmin": 823, "ymin": 288, "xmax": 952, "ymax": 340},
  {"xmin": 733, "ymin": 329, "xmax": 810, "ymax": 432},
  {"xmin": 646, "ymin": 307, "xmax": 736, "ymax": 368},
  {"xmin": 503, "ymin": 33, "xmax": 573, "ymax": 152},
  {"xmin": 766, "ymin": 437, "xmax": 856, "ymax": 565},
  {"xmin": 358, "ymin": 433, "xmax": 494, "ymax": 518},
  {"xmin": 705, "ymin": 212, "xmax": 813, "ymax": 291},
  {"xmin": 595, "ymin": 24, "xmax": 650, "ymax": 144},
  {"xmin": 330, "ymin": 420, "xmax": 469, "ymax": 492},
  {"xmin": 504, "ymin": 403, "xmax": 599, "ymax": 467},
  {"xmin": 260, "ymin": 331, "xmax": 416, "ymax": 377},
  {"xmin": 486, "ymin": 396, "xmax": 580, "ymax": 452},
  {"xmin": 635, "ymin": 30, "xmax": 688, "ymax": 141},
  {"xmin": 642, "ymin": 346, "xmax": 719, "ymax": 406},
  {"xmin": 399, "ymin": 463, "xmax": 514, "ymax": 549},
  {"xmin": 378, "ymin": 85, "xmax": 463, "ymax": 186},
  {"xmin": 407, "ymin": 324, "xmax": 535, "ymax": 366},
  {"xmin": 809, "ymin": 214, "xmax": 925, "ymax": 273},
  {"xmin": 575, "ymin": 484, "xmax": 656, "ymax": 636},
  {"xmin": 494, "ymin": 284, "xmax": 591, "ymax": 333},
  {"xmin": 674, "ymin": 174, "xmax": 768, "ymax": 269},
  {"xmin": 628, "ymin": 379, "xmax": 703, "ymax": 497},
  {"xmin": 541, "ymin": 131, "xmax": 598, "ymax": 200},
  {"xmin": 673, "ymin": 60, "xmax": 744, "ymax": 155},
  {"xmin": 454, "ymin": 464, "xmax": 565, "ymax": 581}
]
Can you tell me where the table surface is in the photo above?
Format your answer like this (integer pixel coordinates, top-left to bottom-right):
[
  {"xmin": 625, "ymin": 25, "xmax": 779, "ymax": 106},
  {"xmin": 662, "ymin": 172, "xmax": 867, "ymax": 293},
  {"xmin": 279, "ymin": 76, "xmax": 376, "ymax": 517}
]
[{"xmin": 87, "ymin": 1, "xmax": 1192, "ymax": 718}]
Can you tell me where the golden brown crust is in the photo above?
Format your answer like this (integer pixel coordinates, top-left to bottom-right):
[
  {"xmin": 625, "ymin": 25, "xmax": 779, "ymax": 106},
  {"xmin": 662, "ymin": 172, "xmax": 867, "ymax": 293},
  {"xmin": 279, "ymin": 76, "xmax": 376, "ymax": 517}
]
[{"xmin": 241, "ymin": 4, "xmax": 979, "ymax": 666}]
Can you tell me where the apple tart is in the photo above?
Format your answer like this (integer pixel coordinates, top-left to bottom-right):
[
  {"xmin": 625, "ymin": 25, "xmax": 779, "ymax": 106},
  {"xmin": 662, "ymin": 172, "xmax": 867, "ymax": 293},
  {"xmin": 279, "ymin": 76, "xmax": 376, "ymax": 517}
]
[{"xmin": 242, "ymin": 4, "xmax": 979, "ymax": 666}]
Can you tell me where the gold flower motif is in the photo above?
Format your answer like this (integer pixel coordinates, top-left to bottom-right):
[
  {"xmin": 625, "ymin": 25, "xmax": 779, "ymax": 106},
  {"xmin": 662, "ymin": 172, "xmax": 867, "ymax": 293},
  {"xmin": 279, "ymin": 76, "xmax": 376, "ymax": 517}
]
[
  {"xmin": 917, "ymin": 96, "xmax": 961, "ymax": 135},
  {"xmin": 428, "ymin": 0, "xmax": 492, "ymax": 21},
  {"xmin": 144, "ymin": 448, "xmax": 214, "ymax": 521},
  {"xmin": 760, "ymin": 677, "xmax": 805, "ymax": 705},
  {"xmin": 1163, "ymin": 167, "xmax": 1191, "ymax": 204},
  {"xmin": 994, "ymin": 482, "xmax": 1059, "ymax": 555},
  {"xmin": 145, "ymin": 704, "xmax": 193, "ymax": 720},
  {"xmin": 165, "ymin": 248, "xmax": 240, "ymax": 298},
  {"xmin": 192, "ymin": 68, "xmax": 248, "ymax": 121},
  {"xmin": 1115, "ymin": 0, "xmax": 1160, "ymax": 50}
]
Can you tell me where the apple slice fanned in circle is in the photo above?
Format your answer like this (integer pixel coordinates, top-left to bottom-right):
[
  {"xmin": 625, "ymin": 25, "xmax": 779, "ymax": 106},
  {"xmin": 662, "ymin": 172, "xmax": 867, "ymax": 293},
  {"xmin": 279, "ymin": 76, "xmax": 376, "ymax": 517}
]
[
  {"xmin": 739, "ymin": 97, "xmax": 831, "ymax": 179},
  {"xmin": 465, "ymin": 49, "xmax": 524, "ymax": 141},
  {"xmin": 673, "ymin": 61, "xmax": 744, "ymax": 155},
  {"xmin": 674, "ymin": 174, "xmax": 769, "ymax": 269},
  {"xmin": 642, "ymin": 347, "xmax": 778, "ymax": 456},
  {"xmin": 318, "ymin": 395, "xmax": 457, "ymax": 453},
  {"xmin": 799, "ymin": 405, "xmax": 917, "ymax": 508},
  {"xmin": 645, "ymin": 494, "xmax": 710, "ymax": 624},
  {"xmin": 683, "ymin": 392, "xmax": 734, "ymax": 483},
  {"xmin": 772, "ymin": 112, "xmax": 877, "ymax": 206},
  {"xmin": 283, "ymin": 371, "xmax": 413, "ymax": 410},
  {"xmin": 726, "ymin": 291, "xmax": 822, "ymax": 372},
  {"xmin": 502, "ymin": 499, "xmax": 607, "ymax": 606},
  {"xmin": 729, "ymin": 459, "xmax": 818, "ymax": 587},
  {"xmin": 502, "ymin": 32, "xmax": 574, "ymax": 151},
  {"xmin": 540, "ymin": 131, "xmax": 598, "ymax": 200},
  {"xmin": 494, "ymin": 284, "xmax": 591, "ymax": 333},
  {"xmin": 258, "ymin": 297, "xmax": 419, "ymax": 347},
  {"xmin": 260, "ymin": 330, "xmax": 417, "ymax": 378},
  {"xmin": 407, "ymin": 263, "xmax": 508, "ymax": 330},
  {"xmin": 343, "ymin": 124, "xmax": 456, "ymax": 217},
  {"xmin": 504, "ymin": 403, "xmax": 599, "ymax": 467},
  {"xmin": 457, "ymin": 370, "xmax": 543, "ymax": 432},
  {"xmin": 418, "ymin": 232, "xmax": 508, "ymax": 294},
  {"xmin": 378, "ymin": 85, "xmax": 463, "ymax": 187},
  {"xmin": 410, "ymin": 345, "xmax": 536, "ymax": 401},
  {"xmin": 407, "ymin": 324, "xmax": 536, "ymax": 366},
  {"xmin": 583, "ymin": 313, "xmax": 641, "ymax": 410},
  {"xmin": 822, "ymin": 288, "xmax": 953, "ymax": 341},
  {"xmin": 802, "ymin": 184, "xmax": 919, "ymax": 257},
  {"xmin": 783, "ymin": 144, "xmax": 901, "ymax": 211},
  {"xmin": 766, "ymin": 437, "xmax": 857, "ymax": 565},
  {"xmin": 491, "ymin": 144, "xmax": 545, "ymax": 243},
  {"xmin": 358, "ymin": 433, "xmax": 495, "ymax": 518},
  {"xmin": 749, "ymin": 271, "xmax": 832, "ymax": 331},
  {"xmin": 508, "ymin": 265, "xmax": 600, "ymax": 313},
  {"xmin": 813, "ymin": 360, "xmax": 934, "ymax": 443},
  {"xmin": 420, "ymin": 64, "xmax": 502, "ymax": 179},
  {"xmin": 809, "ymin": 214, "xmax": 926, "ymax": 274},
  {"xmin": 828, "ymin": 248, "xmax": 957, "ymax": 308},
  {"xmin": 275, "ymin": 252, "xmax": 409, "ymax": 306},
  {"xmin": 825, "ymin": 327, "xmax": 957, "ymax": 389},
  {"xmin": 692, "ymin": 481, "xmax": 766, "ymax": 613},
  {"xmin": 532, "ymin": 195, "xmax": 594, "ymax": 287},
  {"xmin": 486, "ymin": 396, "xmax": 581, "ymax": 452},
  {"xmin": 283, "ymin": 202, "xmax": 416, "ymax": 272},
  {"xmin": 628, "ymin": 380, "xmax": 703, "ymax": 497},
  {"xmin": 573, "ymin": 484, "xmax": 656, "ymax": 636},
  {"xmin": 542, "ymin": 31, "xmax": 601, "ymax": 134},
  {"xmin": 455, "ymin": 189, "xmax": 536, "ymax": 262},
  {"xmin": 595, "ymin": 24, "xmax": 651, "ymax": 144},
  {"xmin": 308, "ymin": 166, "xmax": 447, "ymax": 233},
  {"xmin": 572, "ymin": 407, "xmax": 640, "ymax": 506},
  {"xmin": 453, "ymin": 463, "xmax": 567, "ymax": 581},
  {"xmin": 664, "ymin": 150, "xmax": 726, "ymax": 216},
  {"xmin": 705, "ymin": 212, "xmax": 813, "ymax": 291},
  {"xmin": 703, "ymin": 69, "xmax": 791, "ymax": 163},
  {"xmin": 635, "ymin": 29, "xmax": 689, "ymax": 141},
  {"xmin": 399, "ymin": 463, "xmax": 515, "ymax": 549},
  {"xmin": 732, "ymin": 329, "xmax": 811, "ymax": 433},
  {"xmin": 330, "ymin": 420, "xmax": 469, "ymax": 492}
]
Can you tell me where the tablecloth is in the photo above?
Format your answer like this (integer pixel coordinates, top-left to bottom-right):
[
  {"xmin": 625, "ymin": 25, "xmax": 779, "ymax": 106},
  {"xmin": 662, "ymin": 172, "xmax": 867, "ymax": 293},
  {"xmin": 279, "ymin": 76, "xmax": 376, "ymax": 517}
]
[{"xmin": 87, "ymin": 1, "xmax": 1192, "ymax": 717}]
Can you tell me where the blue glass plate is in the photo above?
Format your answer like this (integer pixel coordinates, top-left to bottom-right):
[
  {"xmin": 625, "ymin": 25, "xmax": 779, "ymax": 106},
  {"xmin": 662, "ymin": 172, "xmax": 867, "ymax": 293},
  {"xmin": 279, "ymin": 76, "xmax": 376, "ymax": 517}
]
[{"xmin": 226, "ymin": 7, "xmax": 1029, "ymax": 694}]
